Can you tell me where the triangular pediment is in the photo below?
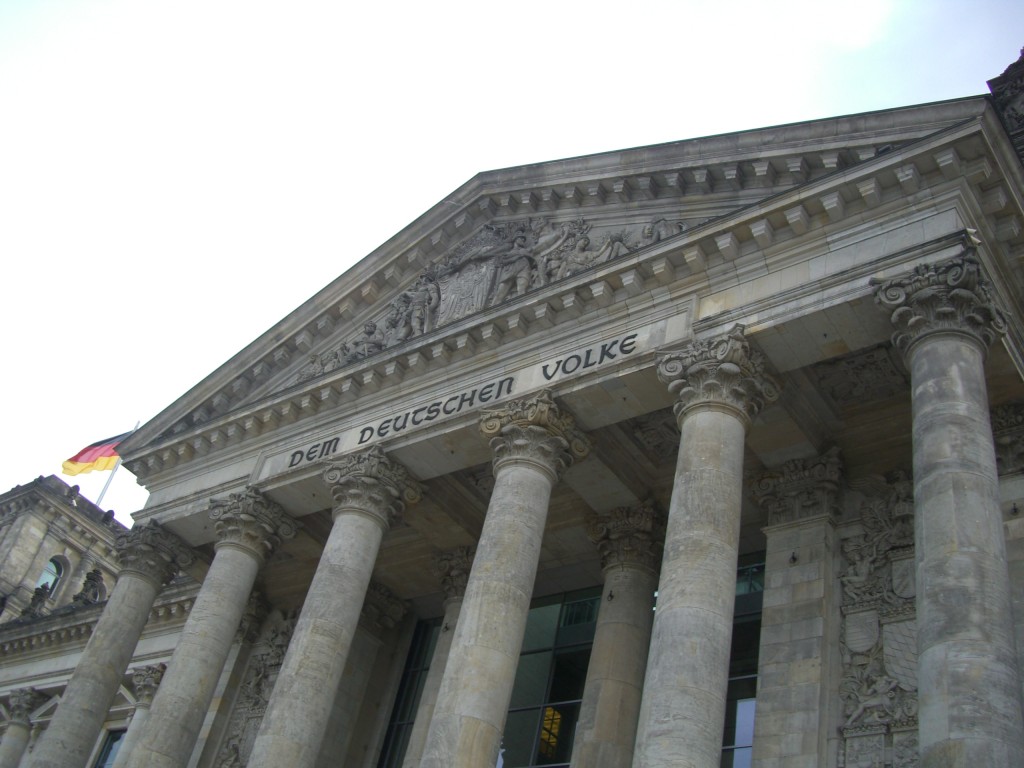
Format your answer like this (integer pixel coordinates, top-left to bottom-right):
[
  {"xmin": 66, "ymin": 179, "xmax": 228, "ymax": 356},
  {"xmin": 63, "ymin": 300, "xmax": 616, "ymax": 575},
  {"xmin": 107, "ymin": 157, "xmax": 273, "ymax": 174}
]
[{"xmin": 121, "ymin": 97, "xmax": 1024, "ymax": 488}]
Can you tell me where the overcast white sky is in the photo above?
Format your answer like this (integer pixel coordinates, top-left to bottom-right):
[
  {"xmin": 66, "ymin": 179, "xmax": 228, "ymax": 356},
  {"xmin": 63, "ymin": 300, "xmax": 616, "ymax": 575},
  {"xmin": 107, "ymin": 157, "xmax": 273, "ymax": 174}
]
[{"xmin": 1, "ymin": 0, "xmax": 1021, "ymax": 524}]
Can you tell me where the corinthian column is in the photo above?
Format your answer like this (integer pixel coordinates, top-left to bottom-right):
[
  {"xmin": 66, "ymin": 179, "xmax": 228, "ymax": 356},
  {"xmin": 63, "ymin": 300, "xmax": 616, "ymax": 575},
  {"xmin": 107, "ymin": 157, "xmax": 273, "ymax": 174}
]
[
  {"xmin": 571, "ymin": 500, "xmax": 664, "ymax": 768},
  {"xmin": 247, "ymin": 446, "xmax": 421, "ymax": 768},
  {"xmin": 0, "ymin": 688, "xmax": 45, "ymax": 768},
  {"xmin": 420, "ymin": 391, "xmax": 591, "ymax": 768},
  {"xmin": 124, "ymin": 491, "xmax": 295, "ymax": 768},
  {"xmin": 29, "ymin": 523, "xmax": 193, "ymax": 768},
  {"xmin": 634, "ymin": 325, "xmax": 779, "ymax": 768},
  {"xmin": 110, "ymin": 664, "xmax": 165, "ymax": 768},
  {"xmin": 400, "ymin": 546, "xmax": 475, "ymax": 768},
  {"xmin": 874, "ymin": 253, "xmax": 1024, "ymax": 765}
]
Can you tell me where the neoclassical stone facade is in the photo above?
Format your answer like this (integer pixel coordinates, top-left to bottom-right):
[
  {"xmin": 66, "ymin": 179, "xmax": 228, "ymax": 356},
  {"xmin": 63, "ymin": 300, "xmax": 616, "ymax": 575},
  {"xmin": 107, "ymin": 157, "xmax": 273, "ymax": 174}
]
[{"xmin": 5, "ymin": 53, "xmax": 1024, "ymax": 768}]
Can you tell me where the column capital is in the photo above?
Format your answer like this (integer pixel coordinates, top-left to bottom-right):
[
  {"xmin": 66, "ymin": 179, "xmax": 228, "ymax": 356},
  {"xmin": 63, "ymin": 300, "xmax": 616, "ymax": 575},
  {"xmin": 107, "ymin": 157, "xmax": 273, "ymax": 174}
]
[
  {"xmin": 432, "ymin": 546, "xmax": 476, "ymax": 600},
  {"xmin": 480, "ymin": 390, "xmax": 591, "ymax": 481},
  {"xmin": 7, "ymin": 688, "xmax": 45, "ymax": 726},
  {"xmin": 323, "ymin": 446, "xmax": 422, "ymax": 529},
  {"xmin": 209, "ymin": 489, "xmax": 297, "ymax": 564},
  {"xmin": 752, "ymin": 447, "xmax": 844, "ymax": 528},
  {"xmin": 657, "ymin": 324, "xmax": 780, "ymax": 427},
  {"xmin": 872, "ymin": 252, "xmax": 1007, "ymax": 357},
  {"xmin": 130, "ymin": 664, "xmax": 166, "ymax": 707},
  {"xmin": 116, "ymin": 522, "xmax": 195, "ymax": 587},
  {"xmin": 586, "ymin": 500, "xmax": 666, "ymax": 573}
]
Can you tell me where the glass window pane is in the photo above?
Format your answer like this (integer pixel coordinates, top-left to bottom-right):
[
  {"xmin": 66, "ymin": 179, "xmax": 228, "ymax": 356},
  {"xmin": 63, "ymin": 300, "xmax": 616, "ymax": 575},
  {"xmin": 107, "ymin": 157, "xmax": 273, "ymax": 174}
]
[
  {"xmin": 502, "ymin": 709, "xmax": 541, "ymax": 768},
  {"xmin": 521, "ymin": 603, "xmax": 560, "ymax": 652},
  {"xmin": 510, "ymin": 651, "xmax": 553, "ymax": 709},
  {"xmin": 534, "ymin": 702, "xmax": 580, "ymax": 765},
  {"xmin": 721, "ymin": 746, "xmax": 752, "ymax": 768},
  {"xmin": 548, "ymin": 648, "xmax": 590, "ymax": 703}
]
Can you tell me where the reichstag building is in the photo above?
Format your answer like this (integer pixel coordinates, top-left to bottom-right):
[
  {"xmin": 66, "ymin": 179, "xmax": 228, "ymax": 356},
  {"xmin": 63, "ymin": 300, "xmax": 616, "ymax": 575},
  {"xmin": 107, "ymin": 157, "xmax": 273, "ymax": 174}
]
[{"xmin": 3, "ymin": 50, "xmax": 1024, "ymax": 768}]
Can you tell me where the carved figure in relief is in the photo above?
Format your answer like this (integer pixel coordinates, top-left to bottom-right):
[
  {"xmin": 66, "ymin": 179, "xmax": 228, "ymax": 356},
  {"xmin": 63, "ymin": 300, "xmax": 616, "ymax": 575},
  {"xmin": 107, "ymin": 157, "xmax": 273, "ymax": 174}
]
[
  {"xmin": 639, "ymin": 218, "xmax": 681, "ymax": 246},
  {"xmin": 402, "ymin": 275, "xmax": 440, "ymax": 337},
  {"xmin": 349, "ymin": 321, "xmax": 385, "ymax": 361},
  {"xmin": 844, "ymin": 673, "xmax": 900, "ymax": 727},
  {"xmin": 840, "ymin": 536, "xmax": 882, "ymax": 603},
  {"xmin": 489, "ymin": 235, "xmax": 536, "ymax": 305}
]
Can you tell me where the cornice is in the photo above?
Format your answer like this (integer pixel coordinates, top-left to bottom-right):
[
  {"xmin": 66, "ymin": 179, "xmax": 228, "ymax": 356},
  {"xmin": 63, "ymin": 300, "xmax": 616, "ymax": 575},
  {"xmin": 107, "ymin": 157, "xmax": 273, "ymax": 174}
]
[
  {"xmin": 0, "ymin": 582, "xmax": 196, "ymax": 660},
  {"xmin": 123, "ymin": 104, "xmax": 1023, "ymax": 484}
]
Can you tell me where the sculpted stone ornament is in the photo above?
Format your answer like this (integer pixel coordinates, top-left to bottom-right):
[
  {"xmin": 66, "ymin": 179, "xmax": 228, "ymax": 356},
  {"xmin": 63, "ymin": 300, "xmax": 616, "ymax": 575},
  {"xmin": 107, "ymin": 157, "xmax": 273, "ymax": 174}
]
[
  {"xmin": 8, "ymin": 687, "xmax": 46, "ymax": 725},
  {"xmin": 838, "ymin": 474, "xmax": 919, "ymax": 766},
  {"xmin": 116, "ymin": 521, "xmax": 195, "ymax": 586},
  {"xmin": 208, "ymin": 489, "xmax": 297, "ymax": 562},
  {"xmin": 361, "ymin": 581, "xmax": 408, "ymax": 630},
  {"xmin": 294, "ymin": 216, "xmax": 674, "ymax": 384},
  {"xmin": 479, "ymin": 390, "xmax": 591, "ymax": 479},
  {"xmin": 20, "ymin": 584, "xmax": 49, "ymax": 618},
  {"xmin": 871, "ymin": 251, "xmax": 1008, "ymax": 356},
  {"xmin": 131, "ymin": 663, "xmax": 166, "ymax": 706},
  {"xmin": 657, "ymin": 324, "xmax": 780, "ymax": 425},
  {"xmin": 752, "ymin": 447, "xmax": 843, "ymax": 527},
  {"xmin": 586, "ymin": 499, "xmax": 666, "ymax": 572},
  {"xmin": 992, "ymin": 402, "xmax": 1024, "ymax": 476},
  {"xmin": 71, "ymin": 568, "xmax": 105, "ymax": 606},
  {"xmin": 432, "ymin": 546, "xmax": 476, "ymax": 600},
  {"xmin": 322, "ymin": 445, "xmax": 422, "ymax": 525}
]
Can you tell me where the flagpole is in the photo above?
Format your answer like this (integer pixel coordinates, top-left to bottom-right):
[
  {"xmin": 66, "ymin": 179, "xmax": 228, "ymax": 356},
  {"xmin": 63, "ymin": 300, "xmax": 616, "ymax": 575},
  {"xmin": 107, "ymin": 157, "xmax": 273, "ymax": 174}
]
[{"xmin": 96, "ymin": 422, "xmax": 140, "ymax": 508}]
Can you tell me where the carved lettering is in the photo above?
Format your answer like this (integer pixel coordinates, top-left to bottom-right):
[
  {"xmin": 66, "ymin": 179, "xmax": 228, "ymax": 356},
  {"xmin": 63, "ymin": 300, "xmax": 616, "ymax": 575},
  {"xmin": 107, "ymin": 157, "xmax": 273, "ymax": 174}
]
[
  {"xmin": 358, "ymin": 426, "xmax": 374, "ymax": 445},
  {"xmin": 540, "ymin": 332, "xmax": 640, "ymax": 383},
  {"xmin": 289, "ymin": 450, "xmax": 304, "ymax": 467}
]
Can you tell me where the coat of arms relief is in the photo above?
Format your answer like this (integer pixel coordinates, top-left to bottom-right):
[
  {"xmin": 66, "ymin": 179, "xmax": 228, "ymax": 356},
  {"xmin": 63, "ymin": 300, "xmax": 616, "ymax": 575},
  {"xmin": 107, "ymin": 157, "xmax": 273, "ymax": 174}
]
[
  {"xmin": 296, "ymin": 215, "xmax": 687, "ymax": 383},
  {"xmin": 839, "ymin": 472, "xmax": 918, "ymax": 768}
]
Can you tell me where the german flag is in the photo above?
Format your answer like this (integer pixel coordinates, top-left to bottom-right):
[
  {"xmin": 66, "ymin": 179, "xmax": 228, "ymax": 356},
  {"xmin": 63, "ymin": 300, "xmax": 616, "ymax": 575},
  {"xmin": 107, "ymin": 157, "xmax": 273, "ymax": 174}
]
[{"xmin": 62, "ymin": 432, "xmax": 132, "ymax": 476}]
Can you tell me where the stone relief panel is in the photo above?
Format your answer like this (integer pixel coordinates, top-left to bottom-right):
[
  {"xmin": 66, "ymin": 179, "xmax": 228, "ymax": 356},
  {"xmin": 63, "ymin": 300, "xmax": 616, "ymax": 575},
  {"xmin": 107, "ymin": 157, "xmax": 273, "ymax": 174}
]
[
  {"xmin": 992, "ymin": 401, "xmax": 1024, "ymax": 476},
  {"xmin": 811, "ymin": 344, "xmax": 908, "ymax": 409},
  {"xmin": 214, "ymin": 610, "xmax": 297, "ymax": 768},
  {"xmin": 839, "ymin": 473, "xmax": 918, "ymax": 768},
  {"xmin": 297, "ymin": 216, "xmax": 684, "ymax": 383}
]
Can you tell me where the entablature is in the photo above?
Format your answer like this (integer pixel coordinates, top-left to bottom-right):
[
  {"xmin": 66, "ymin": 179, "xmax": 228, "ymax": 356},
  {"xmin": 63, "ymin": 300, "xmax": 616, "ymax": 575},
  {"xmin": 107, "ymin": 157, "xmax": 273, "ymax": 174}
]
[{"xmin": 123, "ymin": 103, "xmax": 1024, "ymax": 496}]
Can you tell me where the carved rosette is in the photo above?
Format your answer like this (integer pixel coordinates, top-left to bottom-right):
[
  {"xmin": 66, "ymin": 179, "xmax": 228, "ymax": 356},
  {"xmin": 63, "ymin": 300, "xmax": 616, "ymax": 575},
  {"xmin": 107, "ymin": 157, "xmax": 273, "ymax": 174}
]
[
  {"xmin": 586, "ymin": 499, "xmax": 666, "ymax": 573},
  {"xmin": 131, "ymin": 664, "xmax": 166, "ymax": 708},
  {"xmin": 752, "ymin": 447, "xmax": 843, "ymax": 527},
  {"xmin": 432, "ymin": 546, "xmax": 476, "ymax": 600},
  {"xmin": 7, "ymin": 688, "xmax": 45, "ymax": 726},
  {"xmin": 657, "ymin": 324, "xmax": 780, "ymax": 427},
  {"xmin": 361, "ymin": 581, "xmax": 408, "ymax": 631},
  {"xmin": 872, "ymin": 253, "xmax": 1007, "ymax": 357},
  {"xmin": 208, "ymin": 490, "xmax": 297, "ymax": 564},
  {"xmin": 479, "ymin": 390, "xmax": 591, "ymax": 481},
  {"xmin": 115, "ymin": 521, "xmax": 196, "ymax": 586},
  {"xmin": 323, "ymin": 445, "xmax": 422, "ymax": 529}
]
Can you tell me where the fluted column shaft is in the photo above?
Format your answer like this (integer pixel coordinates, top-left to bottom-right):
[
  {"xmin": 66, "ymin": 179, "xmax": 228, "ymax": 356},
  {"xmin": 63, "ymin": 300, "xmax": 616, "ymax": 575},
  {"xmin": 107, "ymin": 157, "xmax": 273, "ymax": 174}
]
[
  {"xmin": 125, "ymin": 492, "xmax": 294, "ymax": 768},
  {"xmin": 634, "ymin": 326, "xmax": 778, "ymax": 768},
  {"xmin": 248, "ymin": 446, "xmax": 420, "ymax": 768},
  {"xmin": 110, "ymin": 664, "xmax": 165, "ymax": 768},
  {"xmin": 571, "ymin": 502, "xmax": 663, "ymax": 768},
  {"xmin": 875, "ymin": 253, "xmax": 1024, "ymax": 766},
  {"xmin": 0, "ymin": 689, "xmax": 44, "ymax": 768},
  {"xmin": 401, "ymin": 547, "xmax": 473, "ymax": 768},
  {"xmin": 28, "ymin": 524, "xmax": 192, "ymax": 768},
  {"xmin": 420, "ymin": 391, "xmax": 590, "ymax": 768}
]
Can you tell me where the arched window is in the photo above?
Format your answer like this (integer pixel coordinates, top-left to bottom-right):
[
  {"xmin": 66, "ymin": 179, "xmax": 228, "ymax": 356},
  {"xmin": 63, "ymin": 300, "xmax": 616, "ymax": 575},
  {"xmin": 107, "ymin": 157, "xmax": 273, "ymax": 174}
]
[{"xmin": 35, "ymin": 558, "xmax": 64, "ymax": 596}]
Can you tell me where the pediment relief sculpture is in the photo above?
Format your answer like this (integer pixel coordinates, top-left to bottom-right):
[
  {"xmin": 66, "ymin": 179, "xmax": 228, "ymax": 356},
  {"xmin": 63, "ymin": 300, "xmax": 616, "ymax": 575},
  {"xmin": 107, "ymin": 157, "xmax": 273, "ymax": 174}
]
[{"xmin": 296, "ymin": 216, "xmax": 685, "ymax": 384}]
